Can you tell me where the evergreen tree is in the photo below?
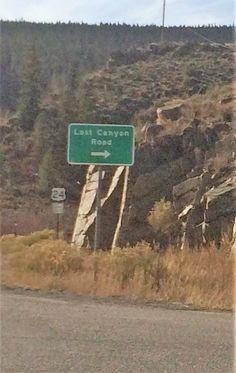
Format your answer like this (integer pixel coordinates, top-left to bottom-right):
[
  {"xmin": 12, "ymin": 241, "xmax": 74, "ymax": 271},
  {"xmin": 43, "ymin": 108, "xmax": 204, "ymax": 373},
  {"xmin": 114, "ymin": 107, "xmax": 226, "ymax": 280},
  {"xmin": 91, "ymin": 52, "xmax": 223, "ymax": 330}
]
[
  {"xmin": 34, "ymin": 106, "xmax": 83, "ymax": 198},
  {"xmin": 78, "ymin": 83, "xmax": 98, "ymax": 123},
  {"xmin": 18, "ymin": 44, "xmax": 41, "ymax": 131},
  {"xmin": 63, "ymin": 60, "xmax": 80, "ymax": 122},
  {"xmin": 0, "ymin": 41, "xmax": 19, "ymax": 111},
  {"xmin": 33, "ymin": 107, "xmax": 62, "ymax": 162},
  {"xmin": 37, "ymin": 150, "xmax": 60, "ymax": 193}
]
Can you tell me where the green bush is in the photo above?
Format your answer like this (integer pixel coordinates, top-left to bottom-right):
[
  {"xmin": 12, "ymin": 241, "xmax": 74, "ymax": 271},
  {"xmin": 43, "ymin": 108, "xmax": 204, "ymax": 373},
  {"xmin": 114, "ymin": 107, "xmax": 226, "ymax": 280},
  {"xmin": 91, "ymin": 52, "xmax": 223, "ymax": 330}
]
[{"xmin": 147, "ymin": 198, "xmax": 176, "ymax": 232}]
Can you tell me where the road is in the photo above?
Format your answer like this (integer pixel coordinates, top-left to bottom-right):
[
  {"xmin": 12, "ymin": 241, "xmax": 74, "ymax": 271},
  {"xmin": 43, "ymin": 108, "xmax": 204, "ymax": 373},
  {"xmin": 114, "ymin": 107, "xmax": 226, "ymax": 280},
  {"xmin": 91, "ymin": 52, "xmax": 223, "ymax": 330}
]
[{"xmin": 1, "ymin": 290, "xmax": 234, "ymax": 373}]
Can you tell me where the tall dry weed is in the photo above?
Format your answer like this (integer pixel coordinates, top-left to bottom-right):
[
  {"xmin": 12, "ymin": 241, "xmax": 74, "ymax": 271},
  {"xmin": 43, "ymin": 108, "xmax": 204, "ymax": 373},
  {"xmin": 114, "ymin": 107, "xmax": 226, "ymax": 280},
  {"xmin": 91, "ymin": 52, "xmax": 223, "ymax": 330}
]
[{"xmin": 1, "ymin": 231, "xmax": 234, "ymax": 310}]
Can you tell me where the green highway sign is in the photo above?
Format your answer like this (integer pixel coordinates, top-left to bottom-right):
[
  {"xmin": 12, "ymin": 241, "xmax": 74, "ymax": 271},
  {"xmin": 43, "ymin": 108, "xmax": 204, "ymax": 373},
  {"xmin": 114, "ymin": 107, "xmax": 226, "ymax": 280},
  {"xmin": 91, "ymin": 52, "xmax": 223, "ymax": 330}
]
[{"xmin": 67, "ymin": 123, "xmax": 135, "ymax": 166}]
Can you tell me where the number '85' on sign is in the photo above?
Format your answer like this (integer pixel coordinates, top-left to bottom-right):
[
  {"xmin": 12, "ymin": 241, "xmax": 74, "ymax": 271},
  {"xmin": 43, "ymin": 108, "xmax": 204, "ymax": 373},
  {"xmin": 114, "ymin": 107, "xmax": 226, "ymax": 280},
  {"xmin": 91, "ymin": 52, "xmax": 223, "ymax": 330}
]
[{"xmin": 51, "ymin": 188, "xmax": 66, "ymax": 202}]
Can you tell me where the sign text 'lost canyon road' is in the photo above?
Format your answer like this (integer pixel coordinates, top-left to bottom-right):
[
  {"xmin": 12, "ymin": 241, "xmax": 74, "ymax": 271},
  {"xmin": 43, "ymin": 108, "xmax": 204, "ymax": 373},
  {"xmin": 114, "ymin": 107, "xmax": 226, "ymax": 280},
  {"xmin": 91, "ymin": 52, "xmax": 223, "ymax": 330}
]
[{"xmin": 67, "ymin": 123, "xmax": 134, "ymax": 166}]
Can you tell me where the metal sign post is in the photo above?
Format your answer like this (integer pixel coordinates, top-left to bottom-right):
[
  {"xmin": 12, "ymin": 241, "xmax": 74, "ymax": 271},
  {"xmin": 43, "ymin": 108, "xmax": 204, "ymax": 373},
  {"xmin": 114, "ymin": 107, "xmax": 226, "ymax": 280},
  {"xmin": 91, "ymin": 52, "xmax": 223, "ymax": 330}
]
[
  {"xmin": 67, "ymin": 123, "xmax": 135, "ymax": 250},
  {"xmin": 56, "ymin": 213, "xmax": 60, "ymax": 240},
  {"xmin": 94, "ymin": 167, "xmax": 103, "ymax": 250},
  {"xmin": 51, "ymin": 188, "xmax": 66, "ymax": 240},
  {"xmin": 52, "ymin": 202, "xmax": 64, "ymax": 239}
]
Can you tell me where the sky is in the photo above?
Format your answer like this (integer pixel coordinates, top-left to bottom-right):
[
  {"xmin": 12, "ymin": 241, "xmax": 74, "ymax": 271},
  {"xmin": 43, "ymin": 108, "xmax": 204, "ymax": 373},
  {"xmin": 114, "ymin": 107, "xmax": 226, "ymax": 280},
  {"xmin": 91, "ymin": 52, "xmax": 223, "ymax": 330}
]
[{"xmin": 0, "ymin": 0, "xmax": 234, "ymax": 26}]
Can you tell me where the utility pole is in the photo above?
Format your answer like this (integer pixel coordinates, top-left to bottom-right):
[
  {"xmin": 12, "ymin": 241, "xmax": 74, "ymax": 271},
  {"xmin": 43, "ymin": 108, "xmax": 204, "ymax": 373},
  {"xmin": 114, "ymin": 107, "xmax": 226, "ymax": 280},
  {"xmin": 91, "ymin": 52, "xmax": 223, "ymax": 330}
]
[{"xmin": 161, "ymin": 0, "xmax": 166, "ymax": 43}]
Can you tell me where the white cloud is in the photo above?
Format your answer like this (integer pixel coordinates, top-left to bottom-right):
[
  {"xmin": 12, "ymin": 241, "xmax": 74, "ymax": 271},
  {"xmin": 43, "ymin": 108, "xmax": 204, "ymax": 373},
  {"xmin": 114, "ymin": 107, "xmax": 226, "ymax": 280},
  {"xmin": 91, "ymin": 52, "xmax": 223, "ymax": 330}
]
[{"xmin": 0, "ymin": 0, "xmax": 234, "ymax": 25}]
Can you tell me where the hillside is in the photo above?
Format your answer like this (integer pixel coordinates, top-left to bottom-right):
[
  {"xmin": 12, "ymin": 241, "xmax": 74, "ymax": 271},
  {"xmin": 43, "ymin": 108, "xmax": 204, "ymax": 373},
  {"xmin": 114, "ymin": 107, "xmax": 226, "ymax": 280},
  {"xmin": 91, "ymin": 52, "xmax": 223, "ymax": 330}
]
[
  {"xmin": 77, "ymin": 43, "xmax": 234, "ymax": 127},
  {"xmin": 0, "ymin": 21, "xmax": 234, "ymax": 112},
  {"xmin": 0, "ymin": 23, "xmax": 235, "ymax": 244},
  {"xmin": 71, "ymin": 84, "xmax": 235, "ymax": 250}
]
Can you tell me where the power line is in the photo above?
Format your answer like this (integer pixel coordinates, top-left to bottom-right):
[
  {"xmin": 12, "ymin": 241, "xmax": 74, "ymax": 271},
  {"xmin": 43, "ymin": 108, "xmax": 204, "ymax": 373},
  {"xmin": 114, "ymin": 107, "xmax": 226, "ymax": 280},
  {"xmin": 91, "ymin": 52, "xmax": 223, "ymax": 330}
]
[
  {"xmin": 185, "ymin": 26, "xmax": 234, "ymax": 50},
  {"xmin": 159, "ymin": 0, "xmax": 233, "ymax": 50}
]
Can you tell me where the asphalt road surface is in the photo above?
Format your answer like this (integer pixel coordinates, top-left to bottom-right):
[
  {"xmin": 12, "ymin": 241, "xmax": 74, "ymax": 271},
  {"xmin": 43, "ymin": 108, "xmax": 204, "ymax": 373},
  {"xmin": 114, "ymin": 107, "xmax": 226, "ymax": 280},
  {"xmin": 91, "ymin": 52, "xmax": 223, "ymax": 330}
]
[{"xmin": 1, "ymin": 290, "xmax": 234, "ymax": 373}]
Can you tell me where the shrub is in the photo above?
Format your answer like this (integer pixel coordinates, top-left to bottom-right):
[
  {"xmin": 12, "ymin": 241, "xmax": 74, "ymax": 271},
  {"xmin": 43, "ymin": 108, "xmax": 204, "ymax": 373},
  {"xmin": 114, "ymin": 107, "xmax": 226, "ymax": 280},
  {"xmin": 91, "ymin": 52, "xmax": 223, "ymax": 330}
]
[
  {"xmin": 110, "ymin": 242, "xmax": 156, "ymax": 286},
  {"xmin": 147, "ymin": 199, "xmax": 176, "ymax": 232},
  {"xmin": 0, "ymin": 235, "xmax": 27, "ymax": 255},
  {"xmin": 1, "ymin": 231, "xmax": 233, "ymax": 310},
  {"xmin": 17, "ymin": 230, "xmax": 55, "ymax": 246},
  {"xmin": 8, "ymin": 239, "xmax": 84, "ymax": 276},
  {"xmin": 0, "ymin": 230, "xmax": 54, "ymax": 254}
]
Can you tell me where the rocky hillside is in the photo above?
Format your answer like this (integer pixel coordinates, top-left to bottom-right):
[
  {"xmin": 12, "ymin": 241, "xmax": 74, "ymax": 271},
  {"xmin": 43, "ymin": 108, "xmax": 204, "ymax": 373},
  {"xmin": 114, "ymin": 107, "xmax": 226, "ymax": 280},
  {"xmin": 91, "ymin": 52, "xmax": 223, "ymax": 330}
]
[
  {"xmin": 1, "ymin": 42, "xmax": 235, "ymax": 247},
  {"xmin": 78, "ymin": 43, "xmax": 234, "ymax": 127},
  {"xmin": 71, "ymin": 87, "xmax": 236, "ymax": 250},
  {"xmin": 69, "ymin": 42, "xmax": 236, "ymax": 251}
]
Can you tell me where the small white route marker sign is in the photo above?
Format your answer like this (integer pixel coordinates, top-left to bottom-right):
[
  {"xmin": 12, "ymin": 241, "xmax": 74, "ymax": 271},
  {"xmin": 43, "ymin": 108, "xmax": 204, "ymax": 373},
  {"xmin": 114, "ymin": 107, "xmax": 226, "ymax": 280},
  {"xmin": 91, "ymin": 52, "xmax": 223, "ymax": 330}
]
[
  {"xmin": 51, "ymin": 188, "xmax": 66, "ymax": 202},
  {"xmin": 52, "ymin": 202, "xmax": 64, "ymax": 214}
]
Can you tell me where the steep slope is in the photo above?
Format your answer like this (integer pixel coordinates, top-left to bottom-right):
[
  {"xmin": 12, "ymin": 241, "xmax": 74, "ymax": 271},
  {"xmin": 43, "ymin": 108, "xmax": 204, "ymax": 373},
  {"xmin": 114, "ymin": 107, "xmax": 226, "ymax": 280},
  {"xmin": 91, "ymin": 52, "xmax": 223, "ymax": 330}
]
[
  {"xmin": 78, "ymin": 43, "xmax": 234, "ymax": 127},
  {"xmin": 1, "ymin": 41, "xmax": 235, "ymax": 241},
  {"xmin": 71, "ymin": 88, "xmax": 235, "ymax": 249}
]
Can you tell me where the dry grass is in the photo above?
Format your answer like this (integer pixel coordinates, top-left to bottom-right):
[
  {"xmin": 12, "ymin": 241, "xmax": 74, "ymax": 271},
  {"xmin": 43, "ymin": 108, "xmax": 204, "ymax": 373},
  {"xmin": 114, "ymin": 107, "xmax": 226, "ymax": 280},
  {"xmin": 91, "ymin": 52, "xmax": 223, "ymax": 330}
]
[
  {"xmin": 154, "ymin": 83, "xmax": 235, "ymax": 137},
  {"xmin": 1, "ymin": 231, "xmax": 234, "ymax": 310},
  {"xmin": 0, "ymin": 205, "xmax": 77, "ymax": 242}
]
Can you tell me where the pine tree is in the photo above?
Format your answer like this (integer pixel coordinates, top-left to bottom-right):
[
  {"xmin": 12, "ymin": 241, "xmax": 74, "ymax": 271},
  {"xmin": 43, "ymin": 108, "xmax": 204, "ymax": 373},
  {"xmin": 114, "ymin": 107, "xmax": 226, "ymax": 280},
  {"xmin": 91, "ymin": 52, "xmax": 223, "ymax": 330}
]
[
  {"xmin": 18, "ymin": 44, "xmax": 41, "ymax": 131},
  {"xmin": 0, "ymin": 41, "xmax": 19, "ymax": 111},
  {"xmin": 63, "ymin": 60, "xmax": 80, "ymax": 122},
  {"xmin": 37, "ymin": 150, "xmax": 58, "ymax": 193},
  {"xmin": 33, "ymin": 107, "xmax": 62, "ymax": 162},
  {"xmin": 34, "ymin": 106, "xmax": 83, "ymax": 198},
  {"xmin": 78, "ymin": 83, "xmax": 98, "ymax": 123}
]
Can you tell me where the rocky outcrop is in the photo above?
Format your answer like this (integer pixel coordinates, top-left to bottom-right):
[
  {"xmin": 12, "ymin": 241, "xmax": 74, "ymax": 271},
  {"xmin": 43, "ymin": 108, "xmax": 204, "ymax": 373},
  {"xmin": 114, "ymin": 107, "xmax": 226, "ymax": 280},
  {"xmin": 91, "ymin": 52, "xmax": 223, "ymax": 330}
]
[
  {"xmin": 173, "ymin": 173, "xmax": 211, "ymax": 211},
  {"xmin": 176, "ymin": 165, "xmax": 236, "ymax": 249},
  {"xmin": 107, "ymin": 47, "xmax": 150, "ymax": 68},
  {"xmin": 71, "ymin": 165, "xmax": 126, "ymax": 249},
  {"xmin": 72, "ymin": 114, "xmax": 235, "ymax": 250},
  {"xmin": 219, "ymin": 95, "xmax": 236, "ymax": 104},
  {"xmin": 157, "ymin": 101, "xmax": 184, "ymax": 122},
  {"xmin": 106, "ymin": 43, "xmax": 176, "ymax": 69}
]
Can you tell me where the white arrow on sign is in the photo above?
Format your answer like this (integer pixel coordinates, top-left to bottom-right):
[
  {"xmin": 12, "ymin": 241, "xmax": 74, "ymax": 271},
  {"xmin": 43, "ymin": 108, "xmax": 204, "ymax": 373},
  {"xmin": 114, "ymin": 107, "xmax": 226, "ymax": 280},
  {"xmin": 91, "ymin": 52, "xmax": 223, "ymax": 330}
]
[{"xmin": 91, "ymin": 150, "xmax": 111, "ymax": 159}]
